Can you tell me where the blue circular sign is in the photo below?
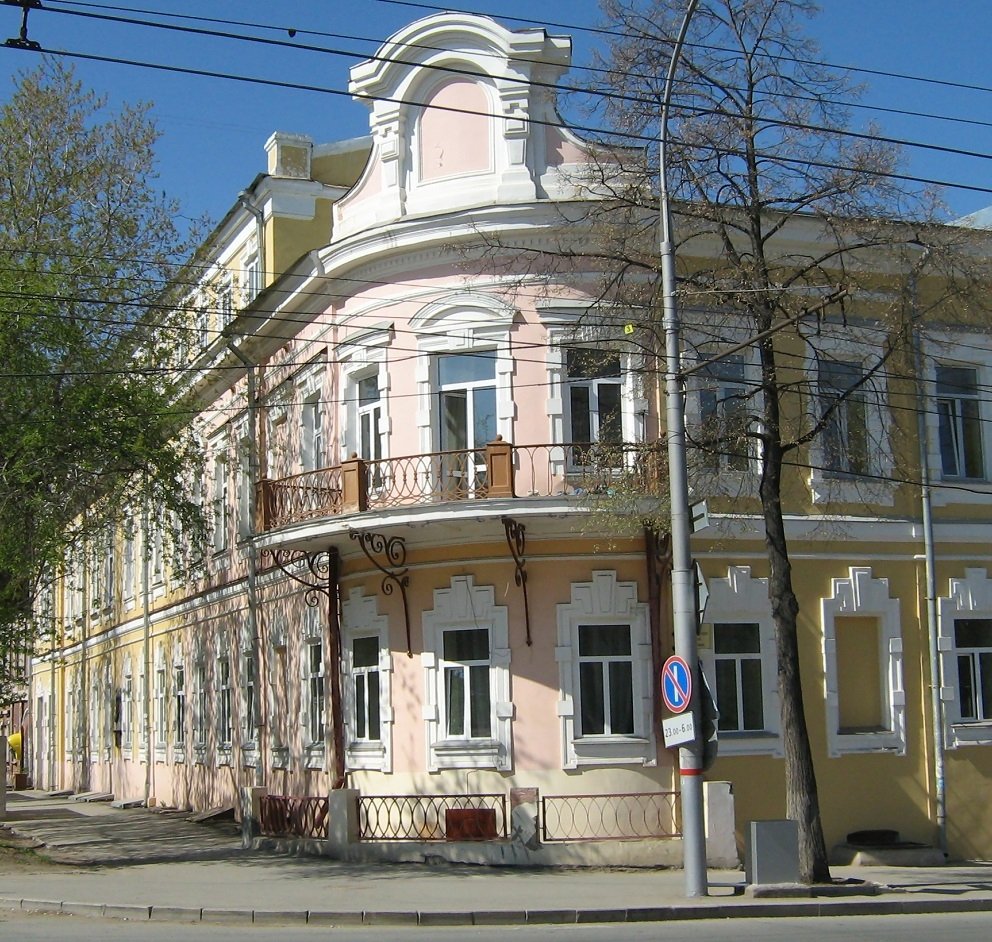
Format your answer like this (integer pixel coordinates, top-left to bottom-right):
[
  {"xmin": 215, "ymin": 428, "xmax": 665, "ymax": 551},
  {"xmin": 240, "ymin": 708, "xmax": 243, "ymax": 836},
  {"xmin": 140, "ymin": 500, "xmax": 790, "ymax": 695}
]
[{"xmin": 662, "ymin": 655, "xmax": 692, "ymax": 714}]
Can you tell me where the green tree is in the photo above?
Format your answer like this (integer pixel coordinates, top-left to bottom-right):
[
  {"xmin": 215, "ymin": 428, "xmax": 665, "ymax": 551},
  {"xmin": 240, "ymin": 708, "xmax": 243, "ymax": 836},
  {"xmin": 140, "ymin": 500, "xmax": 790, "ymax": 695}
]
[{"xmin": 0, "ymin": 60, "xmax": 203, "ymax": 704}]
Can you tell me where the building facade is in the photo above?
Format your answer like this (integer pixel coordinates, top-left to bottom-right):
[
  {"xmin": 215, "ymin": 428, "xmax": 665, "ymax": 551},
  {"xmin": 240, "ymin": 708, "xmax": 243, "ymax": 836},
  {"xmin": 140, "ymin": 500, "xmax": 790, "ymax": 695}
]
[{"xmin": 24, "ymin": 13, "xmax": 992, "ymax": 865}]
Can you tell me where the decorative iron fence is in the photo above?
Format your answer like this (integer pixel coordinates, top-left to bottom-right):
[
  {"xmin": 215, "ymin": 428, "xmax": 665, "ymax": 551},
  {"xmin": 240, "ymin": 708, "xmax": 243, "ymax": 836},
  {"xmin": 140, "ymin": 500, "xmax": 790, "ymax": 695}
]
[
  {"xmin": 258, "ymin": 794, "xmax": 329, "ymax": 839},
  {"xmin": 260, "ymin": 467, "xmax": 342, "ymax": 529},
  {"xmin": 540, "ymin": 792, "xmax": 680, "ymax": 842},
  {"xmin": 258, "ymin": 441, "xmax": 667, "ymax": 531},
  {"xmin": 358, "ymin": 793, "xmax": 508, "ymax": 842}
]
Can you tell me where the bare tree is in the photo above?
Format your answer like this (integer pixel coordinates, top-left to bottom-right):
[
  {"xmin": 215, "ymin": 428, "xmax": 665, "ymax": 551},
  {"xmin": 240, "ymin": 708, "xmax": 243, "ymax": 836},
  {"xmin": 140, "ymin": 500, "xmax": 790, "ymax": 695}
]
[{"xmin": 476, "ymin": 0, "xmax": 992, "ymax": 882}]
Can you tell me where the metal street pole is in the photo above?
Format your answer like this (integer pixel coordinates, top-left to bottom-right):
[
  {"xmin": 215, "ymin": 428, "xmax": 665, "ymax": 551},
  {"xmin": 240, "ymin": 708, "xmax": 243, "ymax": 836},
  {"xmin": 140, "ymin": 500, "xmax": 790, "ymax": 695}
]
[{"xmin": 659, "ymin": 0, "xmax": 708, "ymax": 898}]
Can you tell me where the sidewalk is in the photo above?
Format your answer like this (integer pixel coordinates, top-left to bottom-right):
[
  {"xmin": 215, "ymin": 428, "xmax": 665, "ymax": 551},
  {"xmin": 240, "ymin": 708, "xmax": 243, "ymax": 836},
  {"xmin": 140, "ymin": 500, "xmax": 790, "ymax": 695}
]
[{"xmin": 3, "ymin": 791, "xmax": 992, "ymax": 927}]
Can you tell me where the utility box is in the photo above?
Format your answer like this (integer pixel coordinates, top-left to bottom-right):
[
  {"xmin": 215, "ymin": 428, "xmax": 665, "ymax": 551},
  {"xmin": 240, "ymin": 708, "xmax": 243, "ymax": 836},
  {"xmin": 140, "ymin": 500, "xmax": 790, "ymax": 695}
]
[{"xmin": 745, "ymin": 819, "xmax": 801, "ymax": 885}]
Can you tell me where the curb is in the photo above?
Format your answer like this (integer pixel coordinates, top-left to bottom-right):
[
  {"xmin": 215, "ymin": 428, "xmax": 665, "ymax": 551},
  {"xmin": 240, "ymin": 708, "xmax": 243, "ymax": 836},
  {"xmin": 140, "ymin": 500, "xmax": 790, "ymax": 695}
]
[{"xmin": 4, "ymin": 894, "xmax": 992, "ymax": 927}]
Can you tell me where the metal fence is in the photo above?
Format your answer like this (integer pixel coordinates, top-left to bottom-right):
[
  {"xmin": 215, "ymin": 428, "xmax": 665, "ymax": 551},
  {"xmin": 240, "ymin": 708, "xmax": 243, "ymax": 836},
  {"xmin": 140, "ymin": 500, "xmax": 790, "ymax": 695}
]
[
  {"xmin": 357, "ymin": 793, "xmax": 508, "ymax": 842},
  {"xmin": 540, "ymin": 792, "xmax": 680, "ymax": 842},
  {"xmin": 258, "ymin": 794, "xmax": 329, "ymax": 840}
]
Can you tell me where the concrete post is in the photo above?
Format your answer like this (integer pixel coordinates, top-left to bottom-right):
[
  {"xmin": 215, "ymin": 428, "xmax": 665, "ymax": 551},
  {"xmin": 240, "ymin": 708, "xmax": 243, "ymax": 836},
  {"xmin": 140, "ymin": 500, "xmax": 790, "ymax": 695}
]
[
  {"xmin": 240, "ymin": 785, "xmax": 266, "ymax": 847},
  {"xmin": 704, "ymin": 781, "xmax": 739, "ymax": 868},
  {"xmin": 327, "ymin": 788, "xmax": 360, "ymax": 855}
]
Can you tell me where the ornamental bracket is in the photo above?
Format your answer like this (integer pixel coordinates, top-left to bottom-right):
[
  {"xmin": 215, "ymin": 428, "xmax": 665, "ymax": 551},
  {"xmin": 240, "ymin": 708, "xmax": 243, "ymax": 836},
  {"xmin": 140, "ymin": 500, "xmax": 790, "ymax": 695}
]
[
  {"xmin": 350, "ymin": 529, "xmax": 412, "ymax": 657},
  {"xmin": 502, "ymin": 516, "xmax": 532, "ymax": 646},
  {"xmin": 265, "ymin": 547, "xmax": 336, "ymax": 606}
]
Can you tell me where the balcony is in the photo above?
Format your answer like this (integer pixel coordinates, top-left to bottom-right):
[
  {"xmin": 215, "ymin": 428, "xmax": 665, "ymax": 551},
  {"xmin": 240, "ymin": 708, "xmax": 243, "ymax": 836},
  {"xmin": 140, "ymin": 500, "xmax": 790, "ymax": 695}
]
[{"xmin": 258, "ymin": 439, "xmax": 666, "ymax": 532}]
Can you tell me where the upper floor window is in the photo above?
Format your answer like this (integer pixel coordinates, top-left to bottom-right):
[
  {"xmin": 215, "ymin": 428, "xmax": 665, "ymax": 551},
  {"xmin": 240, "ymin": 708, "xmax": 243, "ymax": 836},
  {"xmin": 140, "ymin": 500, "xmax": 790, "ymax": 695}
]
[
  {"xmin": 211, "ymin": 451, "xmax": 229, "ymax": 554},
  {"xmin": 697, "ymin": 356, "xmax": 749, "ymax": 472},
  {"xmin": 358, "ymin": 374, "xmax": 383, "ymax": 466},
  {"xmin": 218, "ymin": 280, "xmax": 234, "ymax": 329},
  {"xmin": 566, "ymin": 348, "xmax": 622, "ymax": 452},
  {"xmin": 937, "ymin": 366, "xmax": 984, "ymax": 480},
  {"xmin": 243, "ymin": 253, "xmax": 261, "ymax": 306},
  {"xmin": 301, "ymin": 394, "xmax": 324, "ymax": 472},
  {"xmin": 437, "ymin": 351, "xmax": 496, "ymax": 495},
  {"xmin": 818, "ymin": 359, "xmax": 869, "ymax": 475}
]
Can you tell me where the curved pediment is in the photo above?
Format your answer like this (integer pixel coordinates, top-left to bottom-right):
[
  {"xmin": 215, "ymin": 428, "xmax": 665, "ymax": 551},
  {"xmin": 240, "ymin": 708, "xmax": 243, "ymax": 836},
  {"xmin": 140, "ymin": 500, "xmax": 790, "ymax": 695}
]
[{"xmin": 333, "ymin": 13, "xmax": 594, "ymax": 240}]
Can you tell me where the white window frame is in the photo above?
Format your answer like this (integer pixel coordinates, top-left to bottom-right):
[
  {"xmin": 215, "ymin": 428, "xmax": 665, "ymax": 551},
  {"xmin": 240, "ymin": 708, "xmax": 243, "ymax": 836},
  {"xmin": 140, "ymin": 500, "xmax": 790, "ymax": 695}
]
[
  {"xmin": 933, "ymin": 361, "xmax": 989, "ymax": 483},
  {"xmin": 154, "ymin": 646, "xmax": 167, "ymax": 756},
  {"xmin": 821, "ymin": 567, "xmax": 905, "ymax": 757},
  {"xmin": 301, "ymin": 606, "xmax": 326, "ymax": 768},
  {"xmin": 298, "ymin": 362, "xmax": 326, "ymax": 474},
  {"xmin": 193, "ymin": 652, "xmax": 207, "ymax": 762},
  {"xmin": 699, "ymin": 566, "xmax": 781, "ymax": 756},
  {"xmin": 241, "ymin": 648, "xmax": 257, "ymax": 767},
  {"xmin": 121, "ymin": 658, "xmax": 134, "ymax": 758},
  {"xmin": 412, "ymin": 295, "xmax": 517, "ymax": 459},
  {"xmin": 217, "ymin": 652, "xmax": 233, "ymax": 762},
  {"xmin": 342, "ymin": 588, "xmax": 393, "ymax": 772},
  {"xmin": 938, "ymin": 569, "xmax": 992, "ymax": 747},
  {"xmin": 337, "ymin": 325, "xmax": 392, "ymax": 467},
  {"xmin": 211, "ymin": 440, "xmax": 230, "ymax": 555},
  {"xmin": 807, "ymin": 337, "xmax": 893, "ymax": 506},
  {"xmin": 556, "ymin": 571, "xmax": 654, "ymax": 769},
  {"xmin": 422, "ymin": 576, "xmax": 511, "ymax": 772},
  {"xmin": 173, "ymin": 656, "xmax": 187, "ymax": 763}
]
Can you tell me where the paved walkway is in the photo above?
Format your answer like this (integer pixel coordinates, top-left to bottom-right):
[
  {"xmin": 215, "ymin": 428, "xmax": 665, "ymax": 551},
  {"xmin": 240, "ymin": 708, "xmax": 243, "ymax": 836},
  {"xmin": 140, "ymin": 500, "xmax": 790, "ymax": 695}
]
[{"xmin": 3, "ymin": 791, "xmax": 992, "ymax": 927}]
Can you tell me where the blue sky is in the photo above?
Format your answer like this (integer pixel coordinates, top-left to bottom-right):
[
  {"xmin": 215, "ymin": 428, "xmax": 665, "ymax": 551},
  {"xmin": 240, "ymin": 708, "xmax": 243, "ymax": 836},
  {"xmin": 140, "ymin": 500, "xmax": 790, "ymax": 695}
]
[{"xmin": 1, "ymin": 0, "xmax": 990, "ymax": 226}]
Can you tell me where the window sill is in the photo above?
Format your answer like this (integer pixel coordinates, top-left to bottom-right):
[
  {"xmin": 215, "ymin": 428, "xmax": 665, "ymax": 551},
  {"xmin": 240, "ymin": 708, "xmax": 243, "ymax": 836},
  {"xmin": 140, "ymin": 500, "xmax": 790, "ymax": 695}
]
[
  {"xmin": 948, "ymin": 722, "xmax": 992, "ymax": 748},
  {"xmin": 569, "ymin": 735, "xmax": 654, "ymax": 768},
  {"xmin": 432, "ymin": 737, "xmax": 507, "ymax": 770},
  {"xmin": 715, "ymin": 730, "xmax": 783, "ymax": 758},
  {"xmin": 827, "ymin": 729, "xmax": 904, "ymax": 757},
  {"xmin": 346, "ymin": 740, "xmax": 387, "ymax": 771},
  {"xmin": 304, "ymin": 743, "xmax": 325, "ymax": 770},
  {"xmin": 271, "ymin": 746, "xmax": 290, "ymax": 769}
]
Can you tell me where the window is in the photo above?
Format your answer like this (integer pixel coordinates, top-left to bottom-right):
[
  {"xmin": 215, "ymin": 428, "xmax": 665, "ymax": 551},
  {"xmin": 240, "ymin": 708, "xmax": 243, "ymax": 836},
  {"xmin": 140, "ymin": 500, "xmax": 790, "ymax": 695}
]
[
  {"xmin": 155, "ymin": 664, "xmax": 167, "ymax": 749},
  {"xmin": 194, "ymin": 659, "xmax": 207, "ymax": 753},
  {"xmin": 174, "ymin": 663, "xmax": 186, "ymax": 750},
  {"xmin": 576, "ymin": 624, "xmax": 634, "ymax": 736},
  {"xmin": 422, "ymin": 576, "xmax": 511, "ymax": 771},
  {"xmin": 212, "ymin": 450, "xmax": 229, "ymax": 554},
  {"xmin": 122, "ymin": 516, "xmax": 136, "ymax": 602},
  {"xmin": 441, "ymin": 628, "xmax": 491, "ymax": 738},
  {"xmin": 358, "ymin": 373, "xmax": 384, "ymax": 487},
  {"xmin": 305, "ymin": 638, "xmax": 325, "ymax": 746},
  {"xmin": 556, "ymin": 571, "xmax": 653, "ymax": 768},
  {"xmin": 938, "ymin": 570, "xmax": 992, "ymax": 747},
  {"xmin": 437, "ymin": 351, "xmax": 496, "ymax": 494},
  {"xmin": 818, "ymin": 359, "xmax": 869, "ymax": 475},
  {"xmin": 713, "ymin": 623, "xmax": 764, "ymax": 732},
  {"xmin": 566, "ymin": 348, "xmax": 622, "ymax": 456},
  {"xmin": 243, "ymin": 253, "xmax": 261, "ymax": 306},
  {"xmin": 821, "ymin": 568, "xmax": 905, "ymax": 757},
  {"xmin": 242, "ymin": 651, "xmax": 255, "ymax": 740},
  {"xmin": 937, "ymin": 366, "xmax": 984, "ymax": 480},
  {"xmin": 697, "ymin": 356, "xmax": 749, "ymax": 472},
  {"xmin": 217, "ymin": 655, "xmax": 232, "ymax": 749},
  {"xmin": 352, "ymin": 636, "xmax": 381, "ymax": 742},
  {"xmin": 121, "ymin": 665, "xmax": 133, "ymax": 755},
  {"xmin": 342, "ymin": 588, "xmax": 392, "ymax": 772},
  {"xmin": 955, "ymin": 619, "xmax": 992, "ymax": 722},
  {"xmin": 139, "ymin": 669, "xmax": 148, "ymax": 750},
  {"xmin": 301, "ymin": 394, "xmax": 324, "ymax": 472}
]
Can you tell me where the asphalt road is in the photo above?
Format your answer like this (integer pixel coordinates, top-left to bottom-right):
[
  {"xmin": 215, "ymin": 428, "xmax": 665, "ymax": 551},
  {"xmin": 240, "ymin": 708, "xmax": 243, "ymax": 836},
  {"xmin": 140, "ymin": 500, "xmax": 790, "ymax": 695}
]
[{"xmin": 3, "ymin": 911, "xmax": 992, "ymax": 941}]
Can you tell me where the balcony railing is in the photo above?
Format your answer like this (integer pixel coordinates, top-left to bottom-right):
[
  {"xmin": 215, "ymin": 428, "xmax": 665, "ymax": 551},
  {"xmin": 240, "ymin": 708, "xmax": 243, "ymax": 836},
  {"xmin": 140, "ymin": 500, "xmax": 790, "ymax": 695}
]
[{"xmin": 259, "ymin": 439, "xmax": 666, "ymax": 531}]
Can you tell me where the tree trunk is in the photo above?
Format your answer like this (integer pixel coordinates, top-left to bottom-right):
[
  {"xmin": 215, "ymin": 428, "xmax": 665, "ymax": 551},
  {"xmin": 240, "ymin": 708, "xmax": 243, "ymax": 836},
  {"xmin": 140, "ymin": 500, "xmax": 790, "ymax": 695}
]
[{"xmin": 760, "ymin": 432, "xmax": 831, "ymax": 884}]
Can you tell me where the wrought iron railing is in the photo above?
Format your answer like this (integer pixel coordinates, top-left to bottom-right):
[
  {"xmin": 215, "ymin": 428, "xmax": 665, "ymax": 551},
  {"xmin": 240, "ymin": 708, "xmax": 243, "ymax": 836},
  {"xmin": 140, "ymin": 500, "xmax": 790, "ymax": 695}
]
[
  {"xmin": 258, "ymin": 441, "xmax": 666, "ymax": 531},
  {"xmin": 260, "ymin": 467, "xmax": 342, "ymax": 529},
  {"xmin": 258, "ymin": 794, "xmax": 329, "ymax": 839},
  {"xmin": 540, "ymin": 791, "xmax": 680, "ymax": 842},
  {"xmin": 357, "ymin": 793, "xmax": 508, "ymax": 842}
]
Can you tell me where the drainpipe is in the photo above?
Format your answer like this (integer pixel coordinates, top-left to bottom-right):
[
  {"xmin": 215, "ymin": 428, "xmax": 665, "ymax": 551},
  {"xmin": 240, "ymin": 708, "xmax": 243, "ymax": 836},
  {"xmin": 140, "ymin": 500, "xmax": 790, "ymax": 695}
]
[
  {"xmin": 226, "ymin": 342, "xmax": 264, "ymax": 798},
  {"xmin": 912, "ymin": 261, "xmax": 946, "ymax": 854},
  {"xmin": 142, "ymin": 491, "xmax": 153, "ymax": 806}
]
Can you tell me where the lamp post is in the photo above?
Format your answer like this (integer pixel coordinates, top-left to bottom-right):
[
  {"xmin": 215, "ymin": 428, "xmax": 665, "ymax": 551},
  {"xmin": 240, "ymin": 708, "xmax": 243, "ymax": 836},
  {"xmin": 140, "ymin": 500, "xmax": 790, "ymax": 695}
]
[{"xmin": 659, "ymin": 0, "xmax": 708, "ymax": 898}]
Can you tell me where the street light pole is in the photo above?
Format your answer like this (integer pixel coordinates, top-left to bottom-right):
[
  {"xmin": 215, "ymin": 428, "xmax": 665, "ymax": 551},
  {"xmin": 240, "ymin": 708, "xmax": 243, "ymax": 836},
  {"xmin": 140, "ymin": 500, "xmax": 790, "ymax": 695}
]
[{"xmin": 659, "ymin": 0, "xmax": 708, "ymax": 899}]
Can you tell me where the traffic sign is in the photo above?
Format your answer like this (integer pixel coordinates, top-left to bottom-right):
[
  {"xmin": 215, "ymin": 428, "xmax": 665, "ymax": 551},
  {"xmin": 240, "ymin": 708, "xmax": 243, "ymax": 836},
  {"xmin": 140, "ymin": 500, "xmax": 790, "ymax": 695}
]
[{"xmin": 661, "ymin": 655, "xmax": 692, "ymax": 714}]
